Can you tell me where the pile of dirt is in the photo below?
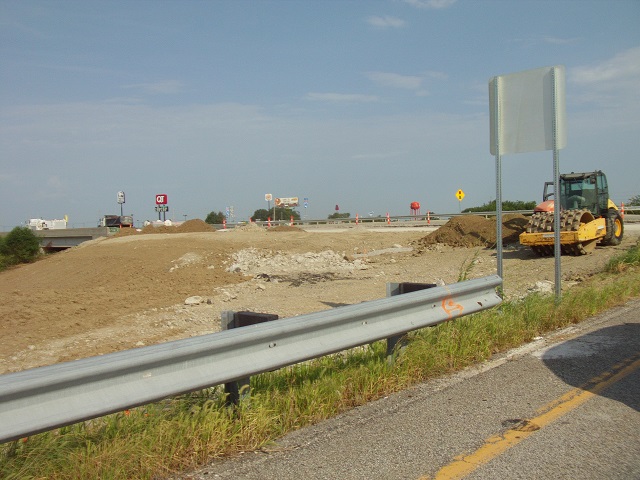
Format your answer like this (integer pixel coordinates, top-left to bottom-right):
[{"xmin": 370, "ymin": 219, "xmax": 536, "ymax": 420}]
[
  {"xmin": 176, "ymin": 219, "xmax": 216, "ymax": 233},
  {"xmin": 269, "ymin": 225, "xmax": 305, "ymax": 232},
  {"xmin": 127, "ymin": 219, "xmax": 216, "ymax": 235},
  {"xmin": 416, "ymin": 214, "xmax": 529, "ymax": 248},
  {"xmin": 233, "ymin": 222, "xmax": 265, "ymax": 232}
]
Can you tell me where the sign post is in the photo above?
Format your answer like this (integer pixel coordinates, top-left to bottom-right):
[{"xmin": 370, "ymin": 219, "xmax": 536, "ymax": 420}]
[
  {"xmin": 117, "ymin": 191, "xmax": 125, "ymax": 217},
  {"xmin": 489, "ymin": 65, "xmax": 566, "ymax": 299},
  {"xmin": 155, "ymin": 194, "xmax": 168, "ymax": 221},
  {"xmin": 456, "ymin": 189, "xmax": 465, "ymax": 212},
  {"xmin": 265, "ymin": 193, "xmax": 272, "ymax": 214}
]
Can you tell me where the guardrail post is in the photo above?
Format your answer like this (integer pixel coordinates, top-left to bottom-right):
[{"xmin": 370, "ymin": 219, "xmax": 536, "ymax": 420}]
[
  {"xmin": 386, "ymin": 282, "xmax": 437, "ymax": 363},
  {"xmin": 221, "ymin": 311, "xmax": 279, "ymax": 405}
]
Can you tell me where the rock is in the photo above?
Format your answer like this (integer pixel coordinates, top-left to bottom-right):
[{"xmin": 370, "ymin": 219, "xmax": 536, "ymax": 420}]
[
  {"xmin": 532, "ymin": 281, "xmax": 553, "ymax": 294},
  {"xmin": 184, "ymin": 296, "xmax": 203, "ymax": 305}
]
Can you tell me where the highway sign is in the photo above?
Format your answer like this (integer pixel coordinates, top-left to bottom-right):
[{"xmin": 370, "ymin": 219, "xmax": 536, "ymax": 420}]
[{"xmin": 456, "ymin": 189, "xmax": 465, "ymax": 201}]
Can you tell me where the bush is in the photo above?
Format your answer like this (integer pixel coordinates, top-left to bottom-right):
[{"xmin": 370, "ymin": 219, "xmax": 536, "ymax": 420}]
[
  {"xmin": 463, "ymin": 200, "xmax": 536, "ymax": 213},
  {"xmin": 0, "ymin": 226, "xmax": 41, "ymax": 267},
  {"xmin": 205, "ymin": 211, "xmax": 226, "ymax": 225}
]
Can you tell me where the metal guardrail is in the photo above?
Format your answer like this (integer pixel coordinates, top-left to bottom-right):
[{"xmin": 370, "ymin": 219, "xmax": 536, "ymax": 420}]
[
  {"xmin": 223, "ymin": 211, "xmax": 535, "ymax": 229},
  {"xmin": 622, "ymin": 204, "xmax": 640, "ymax": 214},
  {"xmin": 0, "ymin": 275, "xmax": 502, "ymax": 444}
]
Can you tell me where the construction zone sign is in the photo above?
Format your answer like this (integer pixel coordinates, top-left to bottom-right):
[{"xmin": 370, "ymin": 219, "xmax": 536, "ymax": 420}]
[{"xmin": 275, "ymin": 197, "xmax": 299, "ymax": 207}]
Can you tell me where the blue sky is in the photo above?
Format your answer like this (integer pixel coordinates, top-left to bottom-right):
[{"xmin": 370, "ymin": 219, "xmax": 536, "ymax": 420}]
[{"xmin": 1, "ymin": 0, "xmax": 639, "ymax": 228}]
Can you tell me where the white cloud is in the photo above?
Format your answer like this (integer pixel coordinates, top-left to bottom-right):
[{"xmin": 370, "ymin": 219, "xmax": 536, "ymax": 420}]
[
  {"xmin": 306, "ymin": 93, "xmax": 379, "ymax": 103},
  {"xmin": 367, "ymin": 15, "xmax": 406, "ymax": 28},
  {"xmin": 121, "ymin": 80, "xmax": 185, "ymax": 95},
  {"xmin": 351, "ymin": 151, "xmax": 406, "ymax": 161},
  {"xmin": 403, "ymin": 0, "xmax": 457, "ymax": 9},
  {"xmin": 542, "ymin": 36, "xmax": 581, "ymax": 45},
  {"xmin": 366, "ymin": 71, "xmax": 423, "ymax": 90},
  {"xmin": 46, "ymin": 175, "xmax": 64, "ymax": 189},
  {"xmin": 422, "ymin": 70, "xmax": 448, "ymax": 80},
  {"xmin": 568, "ymin": 46, "xmax": 640, "ymax": 111},
  {"xmin": 571, "ymin": 46, "xmax": 640, "ymax": 87},
  {"xmin": 0, "ymin": 173, "xmax": 19, "ymax": 186}
]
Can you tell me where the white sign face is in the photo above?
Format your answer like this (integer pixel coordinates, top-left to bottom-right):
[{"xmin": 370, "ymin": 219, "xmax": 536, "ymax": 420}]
[
  {"xmin": 117, "ymin": 191, "xmax": 125, "ymax": 204},
  {"xmin": 275, "ymin": 197, "xmax": 299, "ymax": 207},
  {"xmin": 489, "ymin": 65, "xmax": 566, "ymax": 155},
  {"xmin": 265, "ymin": 193, "xmax": 273, "ymax": 202}
]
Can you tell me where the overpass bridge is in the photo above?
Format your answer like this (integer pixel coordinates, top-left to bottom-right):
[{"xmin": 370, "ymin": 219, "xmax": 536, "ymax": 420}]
[{"xmin": 34, "ymin": 227, "xmax": 113, "ymax": 251}]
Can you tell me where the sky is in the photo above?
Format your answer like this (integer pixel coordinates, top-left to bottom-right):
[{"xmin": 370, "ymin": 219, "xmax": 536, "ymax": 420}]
[{"xmin": 1, "ymin": 0, "xmax": 639, "ymax": 229}]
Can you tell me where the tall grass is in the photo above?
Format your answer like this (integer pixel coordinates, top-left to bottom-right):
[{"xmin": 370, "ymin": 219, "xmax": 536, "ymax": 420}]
[{"xmin": 2, "ymin": 241, "xmax": 639, "ymax": 479}]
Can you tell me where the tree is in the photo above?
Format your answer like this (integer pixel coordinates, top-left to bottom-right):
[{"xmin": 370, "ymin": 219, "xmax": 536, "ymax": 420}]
[
  {"xmin": 251, "ymin": 209, "xmax": 271, "ymax": 221},
  {"xmin": 0, "ymin": 226, "xmax": 41, "ymax": 266},
  {"xmin": 462, "ymin": 200, "xmax": 536, "ymax": 213},
  {"xmin": 252, "ymin": 207, "xmax": 300, "ymax": 221},
  {"xmin": 204, "ymin": 211, "xmax": 226, "ymax": 225},
  {"xmin": 328, "ymin": 212, "xmax": 351, "ymax": 219},
  {"xmin": 627, "ymin": 195, "xmax": 640, "ymax": 206}
]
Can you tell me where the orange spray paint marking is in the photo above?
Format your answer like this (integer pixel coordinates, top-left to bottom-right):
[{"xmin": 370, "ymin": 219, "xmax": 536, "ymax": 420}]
[{"xmin": 441, "ymin": 297, "xmax": 464, "ymax": 320}]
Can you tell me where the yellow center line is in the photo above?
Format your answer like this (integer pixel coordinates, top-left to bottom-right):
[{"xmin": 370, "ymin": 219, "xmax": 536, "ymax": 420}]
[{"xmin": 423, "ymin": 352, "xmax": 640, "ymax": 480}]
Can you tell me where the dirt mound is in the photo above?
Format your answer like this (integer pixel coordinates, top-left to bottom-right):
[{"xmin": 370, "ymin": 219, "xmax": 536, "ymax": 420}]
[
  {"xmin": 136, "ymin": 219, "xmax": 215, "ymax": 235},
  {"xmin": 233, "ymin": 222, "xmax": 265, "ymax": 232},
  {"xmin": 269, "ymin": 225, "xmax": 305, "ymax": 232},
  {"xmin": 416, "ymin": 214, "xmax": 528, "ymax": 248},
  {"xmin": 176, "ymin": 219, "xmax": 216, "ymax": 233},
  {"xmin": 110, "ymin": 227, "xmax": 139, "ymax": 237}
]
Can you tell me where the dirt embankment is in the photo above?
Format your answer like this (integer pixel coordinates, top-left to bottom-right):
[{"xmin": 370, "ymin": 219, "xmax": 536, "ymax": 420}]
[
  {"xmin": 1, "ymin": 216, "xmax": 636, "ymax": 374},
  {"xmin": 416, "ymin": 214, "xmax": 529, "ymax": 248}
]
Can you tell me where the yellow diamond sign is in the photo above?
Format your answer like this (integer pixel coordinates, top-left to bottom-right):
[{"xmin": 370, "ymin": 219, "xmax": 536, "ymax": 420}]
[{"xmin": 456, "ymin": 189, "xmax": 465, "ymax": 201}]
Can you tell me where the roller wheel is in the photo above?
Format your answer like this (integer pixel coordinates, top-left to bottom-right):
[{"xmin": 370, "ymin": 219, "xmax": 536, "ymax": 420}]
[{"xmin": 602, "ymin": 209, "xmax": 624, "ymax": 246}]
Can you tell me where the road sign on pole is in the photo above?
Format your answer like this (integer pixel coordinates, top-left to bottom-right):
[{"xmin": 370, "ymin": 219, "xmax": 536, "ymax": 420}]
[{"xmin": 456, "ymin": 189, "xmax": 465, "ymax": 201}]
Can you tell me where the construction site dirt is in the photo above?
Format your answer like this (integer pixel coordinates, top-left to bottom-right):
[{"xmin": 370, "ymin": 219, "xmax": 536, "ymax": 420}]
[{"xmin": 1, "ymin": 216, "xmax": 638, "ymax": 375}]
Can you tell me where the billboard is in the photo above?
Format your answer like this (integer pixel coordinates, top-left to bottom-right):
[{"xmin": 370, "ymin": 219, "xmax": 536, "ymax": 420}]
[{"xmin": 275, "ymin": 197, "xmax": 299, "ymax": 207}]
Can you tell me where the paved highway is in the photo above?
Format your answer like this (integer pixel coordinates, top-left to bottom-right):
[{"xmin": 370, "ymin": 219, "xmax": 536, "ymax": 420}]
[{"xmin": 181, "ymin": 299, "xmax": 640, "ymax": 480}]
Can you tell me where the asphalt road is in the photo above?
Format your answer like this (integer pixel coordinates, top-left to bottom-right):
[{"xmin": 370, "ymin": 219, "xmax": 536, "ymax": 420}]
[{"xmin": 181, "ymin": 298, "xmax": 640, "ymax": 480}]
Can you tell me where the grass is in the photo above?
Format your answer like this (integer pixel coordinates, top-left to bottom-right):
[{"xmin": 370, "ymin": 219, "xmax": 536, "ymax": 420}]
[
  {"xmin": 457, "ymin": 248, "xmax": 482, "ymax": 282},
  {"xmin": 2, "ymin": 240, "xmax": 639, "ymax": 479}
]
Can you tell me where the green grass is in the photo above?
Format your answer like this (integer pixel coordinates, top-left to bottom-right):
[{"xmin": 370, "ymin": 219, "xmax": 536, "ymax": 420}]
[{"xmin": 2, "ymin": 241, "xmax": 640, "ymax": 479}]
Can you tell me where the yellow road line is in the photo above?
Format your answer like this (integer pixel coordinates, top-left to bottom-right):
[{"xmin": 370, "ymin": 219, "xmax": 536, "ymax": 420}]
[{"xmin": 424, "ymin": 352, "xmax": 640, "ymax": 480}]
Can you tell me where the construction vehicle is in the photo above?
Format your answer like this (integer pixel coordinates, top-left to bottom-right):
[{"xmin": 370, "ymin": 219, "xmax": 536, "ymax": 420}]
[
  {"xmin": 519, "ymin": 170, "xmax": 623, "ymax": 255},
  {"xmin": 99, "ymin": 215, "xmax": 134, "ymax": 231}
]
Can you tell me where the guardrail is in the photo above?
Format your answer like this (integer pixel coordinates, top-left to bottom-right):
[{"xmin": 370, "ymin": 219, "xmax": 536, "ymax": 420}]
[
  {"xmin": 0, "ymin": 275, "xmax": 502, "ymax": 444},
  {"xmin": 622, "ymin": 204, "xmax": 640, "ymax": 214},
  {"xmin": 216, "ymin": 211, "xmax": 536, "ymax": 230}
]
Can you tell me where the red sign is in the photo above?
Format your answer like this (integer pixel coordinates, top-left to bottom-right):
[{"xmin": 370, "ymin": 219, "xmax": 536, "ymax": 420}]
[{"xmin": 156, "ymin": 194, "xmax": 168, "ymax": 205}]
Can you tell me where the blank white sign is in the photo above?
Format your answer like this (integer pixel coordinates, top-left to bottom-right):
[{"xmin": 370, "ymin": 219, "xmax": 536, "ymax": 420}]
[{"xmin": 489, "ymin": 65, "xmax": 566, "ymax": 155}]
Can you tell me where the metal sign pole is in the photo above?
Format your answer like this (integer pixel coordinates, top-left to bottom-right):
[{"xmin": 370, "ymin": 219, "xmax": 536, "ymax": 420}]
[
  {"xmin": 552, "ymin": 68, "xmax": 562, "ymax": 302},
  {"xmin": 493, "ymin": 77, "xmax": 504, "ymax": 283}
]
